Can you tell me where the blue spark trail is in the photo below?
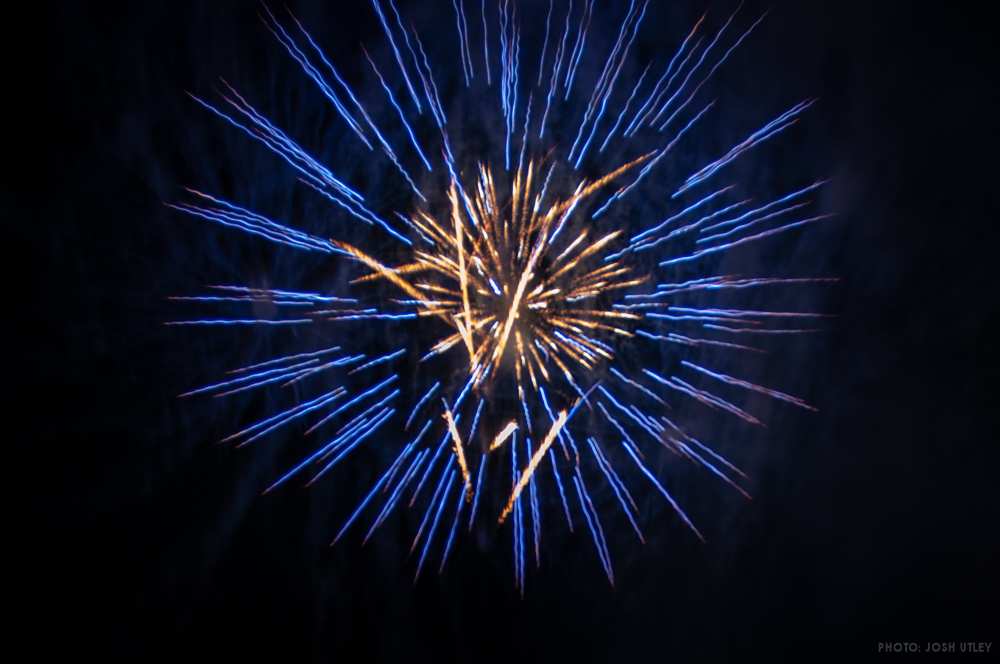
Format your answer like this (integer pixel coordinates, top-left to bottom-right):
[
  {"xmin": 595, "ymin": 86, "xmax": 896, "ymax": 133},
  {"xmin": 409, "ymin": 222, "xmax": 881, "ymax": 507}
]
[
  {"xmin": 548, "ymin": 448, "xmax": 573, "ymax": 531},
  {"xmin": 592, "ymin": 100, "xmax": 716, "ymax": 219},
  {"xmin": 621, "ymin": 439, "xmax": 704, "ymax": 541},
  {"xmin": 307, "ymin": 407, "xmax": 396, "ymax": 485},
  {"xmin": 624, "ymin": 13, "xmax": 704, "ymax": 136},
  {"xmin": 415, "ymin": 471, "xmax": 457, "ymax": 581},
  {"xmin": 332, "ymin": 441, "xmax": 418, "ymax": 544},
  {"xmin": 467, "ymin": 453, "xmax": 488, "ymax": 531},
  {"xmin": 303, "ymin": 374, "xmax": 399, "ymax": 435},
  {"xmin": 438, "ymin": 473, "xmax": 467, "ymax": 573},
  {"xmin": 225, "ymin": 344, "xmax": 342, "ymax": 375},
  {"xmin": 659, "ymin": 213, "xmax": 835, "ymax": 266},
  {"xmin": 587, "ymin": 437, "xmax": 644, "ymax": 542},
  {"xmin": 371, "ymin": 0, "xmax": 423, "ymax": 113},
  {"xmin": 406, "ymin": 381, "xmax": 441, "ymax": 430},
  {"xmin": 365, "ymin": 446, "xmax": 429, "ymax": 542}
]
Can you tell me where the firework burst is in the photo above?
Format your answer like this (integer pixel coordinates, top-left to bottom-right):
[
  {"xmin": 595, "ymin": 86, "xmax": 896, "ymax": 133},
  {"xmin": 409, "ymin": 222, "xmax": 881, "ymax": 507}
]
[{"xmin": 169, "ymin": 0, "xmax": 834, "ymax": 591}]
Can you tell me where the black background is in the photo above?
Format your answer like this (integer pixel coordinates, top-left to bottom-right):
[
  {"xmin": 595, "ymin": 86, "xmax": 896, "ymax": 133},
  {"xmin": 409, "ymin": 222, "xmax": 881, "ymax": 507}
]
[{"xmin": 27, "ymin": 0, "xmax": 998, "ymax": 661}]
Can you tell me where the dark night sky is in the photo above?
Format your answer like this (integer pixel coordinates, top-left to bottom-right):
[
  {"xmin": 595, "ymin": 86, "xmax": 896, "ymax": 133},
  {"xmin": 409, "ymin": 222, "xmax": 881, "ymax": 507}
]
[{"xmin": 25, "ymin": 1, "xmax": 998, "ymax": 661}]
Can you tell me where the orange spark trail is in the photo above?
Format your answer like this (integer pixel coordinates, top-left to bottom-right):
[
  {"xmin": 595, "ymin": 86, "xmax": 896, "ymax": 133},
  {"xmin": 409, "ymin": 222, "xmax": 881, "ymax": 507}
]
[
  {"xmin": 498, "ymin": 409, "xmax": 568, "ymax": 524},
  {"xmin": 442, "ymin": 404, "xmax": 472, "ymax": 502},
  {"xmin": 489, "ymin": 420, "xmax": 520, "ymax": 452}
]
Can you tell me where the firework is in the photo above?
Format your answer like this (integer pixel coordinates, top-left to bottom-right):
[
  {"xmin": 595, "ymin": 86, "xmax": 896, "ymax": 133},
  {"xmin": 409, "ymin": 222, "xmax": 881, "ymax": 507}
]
[{"xmin": 169, "ymin": 0, "xmax": 834, "ymax": 591}]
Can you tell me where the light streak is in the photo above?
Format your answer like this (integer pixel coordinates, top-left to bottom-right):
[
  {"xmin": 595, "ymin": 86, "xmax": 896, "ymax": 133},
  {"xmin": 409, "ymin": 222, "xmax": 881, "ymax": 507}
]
[
  {"xmin": 498, "ymin": 409, "xmax": 567, "ymax": 524},
  {"xmin": 170, "ymin": 1, "xmax": 834, "ymax": 588}
]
